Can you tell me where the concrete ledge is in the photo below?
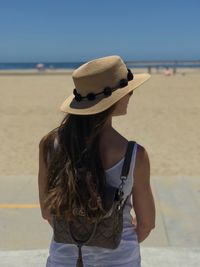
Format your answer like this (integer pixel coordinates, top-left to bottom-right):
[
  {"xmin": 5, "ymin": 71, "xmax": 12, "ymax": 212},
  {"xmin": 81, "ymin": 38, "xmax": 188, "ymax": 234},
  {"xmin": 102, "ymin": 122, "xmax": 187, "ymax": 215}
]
[
  {"xmin": 140, "ymin": 247, "xmax": 200, "ymax": 267},
  {"xmin": 0, "ymin": 247, "xmax": 200, "ymax": 267},
  {"xmin": 0, "ymin": 249, "xmax": 48, "ymax": 267}
]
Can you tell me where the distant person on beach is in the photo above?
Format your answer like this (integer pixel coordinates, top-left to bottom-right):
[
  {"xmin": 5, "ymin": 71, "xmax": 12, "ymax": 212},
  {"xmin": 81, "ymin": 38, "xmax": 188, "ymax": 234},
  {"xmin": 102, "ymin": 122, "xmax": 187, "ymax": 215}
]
[
  {"xmin": 38, "ymin": 55, "xmax": 156, "ymax": 267},
  {"xmin": 164, "ymin": 67, "xmax": 172, "ymax": 76},
  {"xmin": 147, "ymin": 66, "xmax": 152, "ymax": 74},
  {"xmin": 36, "ymin": 63, "xmax": 45, "ymax": 72},
  {"xmin": 173, "ymin": 66, "xmax": 177, "ymax": 75}
]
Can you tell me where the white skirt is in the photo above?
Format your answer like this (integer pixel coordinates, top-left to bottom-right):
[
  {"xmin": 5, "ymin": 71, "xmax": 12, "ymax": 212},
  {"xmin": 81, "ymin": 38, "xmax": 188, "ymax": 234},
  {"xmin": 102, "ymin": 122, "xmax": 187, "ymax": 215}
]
[{"xmin": 45, "ymin": 226, "xmax": 141, "ymax": 267}]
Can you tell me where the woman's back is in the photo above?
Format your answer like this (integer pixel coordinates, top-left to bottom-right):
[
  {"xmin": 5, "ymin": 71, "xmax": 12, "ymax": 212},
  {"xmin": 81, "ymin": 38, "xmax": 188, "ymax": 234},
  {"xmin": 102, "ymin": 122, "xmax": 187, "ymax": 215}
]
[{"xmin": 45, "ymin": 134, "xmax": 141, "ymax": 267}]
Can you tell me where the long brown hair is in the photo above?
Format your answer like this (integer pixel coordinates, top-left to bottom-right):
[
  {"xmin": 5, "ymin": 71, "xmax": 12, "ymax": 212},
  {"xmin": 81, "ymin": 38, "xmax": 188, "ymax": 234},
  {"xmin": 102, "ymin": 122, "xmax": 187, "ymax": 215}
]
[{"xmin": 42, "ymin": 103, "xmax": 117, "ymax": 222}]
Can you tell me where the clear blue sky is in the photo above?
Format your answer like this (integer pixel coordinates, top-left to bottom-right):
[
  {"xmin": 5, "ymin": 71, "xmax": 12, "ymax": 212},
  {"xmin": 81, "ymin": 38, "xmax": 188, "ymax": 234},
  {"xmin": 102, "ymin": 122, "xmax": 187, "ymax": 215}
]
[{"xmin": 0, "ymin": 0, "xmax": 200, "ymax": 62}]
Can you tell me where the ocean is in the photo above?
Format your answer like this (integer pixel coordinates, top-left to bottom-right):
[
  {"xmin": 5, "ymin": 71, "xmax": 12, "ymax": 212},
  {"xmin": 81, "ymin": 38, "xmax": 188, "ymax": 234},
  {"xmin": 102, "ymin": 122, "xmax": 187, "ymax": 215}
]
[{"xmin": 0, "ymin": 61, "xmax": 200, "ymax": 70}]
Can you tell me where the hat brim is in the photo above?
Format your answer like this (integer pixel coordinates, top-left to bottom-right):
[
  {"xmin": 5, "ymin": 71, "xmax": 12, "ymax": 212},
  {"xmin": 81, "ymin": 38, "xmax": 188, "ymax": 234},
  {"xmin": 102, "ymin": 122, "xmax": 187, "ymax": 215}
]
[{"xmin": 60, "ymin": 73, "xmax": 151, "ymax": 115}]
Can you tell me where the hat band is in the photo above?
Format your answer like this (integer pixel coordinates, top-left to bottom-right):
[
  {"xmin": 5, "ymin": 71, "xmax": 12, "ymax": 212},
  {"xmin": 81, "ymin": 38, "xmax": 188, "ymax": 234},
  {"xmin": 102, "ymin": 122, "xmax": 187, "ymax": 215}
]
[{"xmin": 73, "ymin": 68, "xmax": 134, "ymax": 102}]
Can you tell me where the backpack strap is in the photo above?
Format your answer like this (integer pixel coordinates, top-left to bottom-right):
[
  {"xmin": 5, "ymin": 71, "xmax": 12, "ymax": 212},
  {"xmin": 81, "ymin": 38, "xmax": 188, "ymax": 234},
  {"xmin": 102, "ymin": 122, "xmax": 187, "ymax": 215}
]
[
  {"xmin": 69, "ymin": 220, "xmax": 98, "ymax": 267},
  {"xmin": 121, "ymin": 141, "xmax": 136, "ymax": 177},
  {"xmin": 76, "ymin": 243, "xmax": 84, "ymax": 267},
  {"xmin": 118, "ymin": 141, "xmax": 136, "ymax": 207}
]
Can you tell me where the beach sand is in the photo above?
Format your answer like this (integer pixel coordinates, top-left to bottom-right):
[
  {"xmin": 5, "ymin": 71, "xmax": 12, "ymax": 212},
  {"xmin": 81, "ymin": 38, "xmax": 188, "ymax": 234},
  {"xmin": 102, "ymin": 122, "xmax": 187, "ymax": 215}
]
[
  {"xmin": 0, "ymin": 69, "xmax": 200, "ymax": 250},
  {"xmin": 0, "ymin": 69, "xmax": 200, "ymax": 177}
]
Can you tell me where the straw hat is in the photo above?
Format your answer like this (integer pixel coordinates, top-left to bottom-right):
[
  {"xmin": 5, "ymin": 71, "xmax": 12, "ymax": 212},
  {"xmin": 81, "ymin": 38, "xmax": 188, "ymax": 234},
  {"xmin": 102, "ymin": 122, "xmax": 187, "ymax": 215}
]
[{"xmin": 60, "ymin": 55, "xmax": 151, "ymax": 115}]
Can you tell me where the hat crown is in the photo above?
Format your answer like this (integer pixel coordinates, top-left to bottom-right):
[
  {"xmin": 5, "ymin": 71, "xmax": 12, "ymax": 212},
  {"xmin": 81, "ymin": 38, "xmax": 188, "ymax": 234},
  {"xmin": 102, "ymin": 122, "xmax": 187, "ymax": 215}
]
[{"xmin": 72, "ymin": 55, "xmax": 128, "ymax": 96}]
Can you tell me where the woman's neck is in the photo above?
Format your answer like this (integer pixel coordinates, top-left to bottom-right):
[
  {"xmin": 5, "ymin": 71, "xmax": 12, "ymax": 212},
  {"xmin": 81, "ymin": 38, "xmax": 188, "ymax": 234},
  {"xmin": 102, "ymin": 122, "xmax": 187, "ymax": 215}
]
[
  {"xmin": 100, "ymin": 116, "xmax": 118, "ymax": 142},
  {"xmin": 102, "ymin": 115, "xmax": 113, "ymax": 132}
]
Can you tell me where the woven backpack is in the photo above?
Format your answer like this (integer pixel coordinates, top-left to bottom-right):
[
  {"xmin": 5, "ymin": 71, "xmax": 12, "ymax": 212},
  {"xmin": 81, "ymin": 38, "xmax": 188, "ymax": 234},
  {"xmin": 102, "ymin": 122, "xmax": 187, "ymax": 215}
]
[{"xmin": 52, "ymin": 141, "xmax": 135, "ymax": 267}]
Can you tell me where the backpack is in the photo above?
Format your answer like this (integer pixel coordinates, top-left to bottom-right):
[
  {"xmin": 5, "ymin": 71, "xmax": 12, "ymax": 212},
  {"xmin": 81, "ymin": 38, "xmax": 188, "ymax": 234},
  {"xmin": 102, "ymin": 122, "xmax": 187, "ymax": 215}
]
[{"xmin": 52, "ymin": 141, "xmax": 135, "ymax": 267}]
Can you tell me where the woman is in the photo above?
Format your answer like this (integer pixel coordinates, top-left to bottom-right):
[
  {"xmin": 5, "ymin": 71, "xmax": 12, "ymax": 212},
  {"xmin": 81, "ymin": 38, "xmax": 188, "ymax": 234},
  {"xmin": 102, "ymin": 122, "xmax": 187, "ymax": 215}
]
[{"xmin": 38, "ymin": 55, "xmax": 156, "ymax": 267}]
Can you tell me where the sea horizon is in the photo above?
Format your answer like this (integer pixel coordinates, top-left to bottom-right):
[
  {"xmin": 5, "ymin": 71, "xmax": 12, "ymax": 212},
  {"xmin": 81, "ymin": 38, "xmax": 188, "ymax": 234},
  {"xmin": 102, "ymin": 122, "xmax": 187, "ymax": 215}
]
[{"xmin": 0, "ymin": 60, "xmax": 200, "ymax": 70}]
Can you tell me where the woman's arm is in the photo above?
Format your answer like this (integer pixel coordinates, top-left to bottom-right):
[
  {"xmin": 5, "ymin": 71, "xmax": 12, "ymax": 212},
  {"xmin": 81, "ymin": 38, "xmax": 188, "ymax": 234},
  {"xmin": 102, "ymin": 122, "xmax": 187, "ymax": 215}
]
[
  {"xmin": 132, "ymin": 144, "xmax": 156, "ymax": 243},
  {"xmin": 38, "ymin": 135, "xmax": 52, "ymax": 226}
]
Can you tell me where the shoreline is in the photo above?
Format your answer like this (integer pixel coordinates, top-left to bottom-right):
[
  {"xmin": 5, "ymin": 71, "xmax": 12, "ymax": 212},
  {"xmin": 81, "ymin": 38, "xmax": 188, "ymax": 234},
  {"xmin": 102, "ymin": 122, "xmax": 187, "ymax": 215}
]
[{"xmin": 0, "ymin": 67, "xmax": 199, "ymax": 75}]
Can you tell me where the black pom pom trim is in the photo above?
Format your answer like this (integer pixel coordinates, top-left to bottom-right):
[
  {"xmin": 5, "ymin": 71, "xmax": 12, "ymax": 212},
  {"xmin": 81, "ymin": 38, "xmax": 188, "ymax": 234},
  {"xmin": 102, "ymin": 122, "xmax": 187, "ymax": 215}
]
[
  {"xmin": 73, "ymin": 70, "xmax": 134, "ymax": 102},
  {"xmin": 75, "ymin": 93, "xmax": 82, "ymax": 101},
  {"xmin": 87, "ymin": 92, "xmax": 96, "ymax": 100},
  {"xmin": 103, "ymin": 86, "xmax": 112, "ymax": 96},
  {"xmin": 119, "ymin": 79, "xmax": 128, "ymax": 88},
  {"xmin": 127, "ymin": 69, "xmax": 134, "ymax": 81},
  {"xmin": 73, "ymin": 88, "xmax": 78, "ymax": 95}
]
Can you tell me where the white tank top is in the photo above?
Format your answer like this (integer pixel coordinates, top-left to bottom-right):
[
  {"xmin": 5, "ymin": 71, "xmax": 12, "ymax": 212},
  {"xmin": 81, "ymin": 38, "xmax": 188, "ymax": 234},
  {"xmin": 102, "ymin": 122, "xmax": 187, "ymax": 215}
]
[{"xmin": 46, "ymin": 140, "xmax": 141, "ymax": 267}]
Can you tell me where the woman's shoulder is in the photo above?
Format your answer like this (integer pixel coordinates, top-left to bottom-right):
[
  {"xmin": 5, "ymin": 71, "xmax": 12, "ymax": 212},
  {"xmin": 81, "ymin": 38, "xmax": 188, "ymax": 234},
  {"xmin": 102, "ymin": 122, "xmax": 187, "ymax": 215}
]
[
  {"xmin": 100, "ymin": 133, "xmax": 132, "ymax": 170},
  {"xmin": 39, "ymin": 129, "xmax": 59, "ymax": 157},
  {"xmin": 39, "ymin": 129, "xmax": 58, "ymax": 146},
  {"xmin": 113, "ymin": 139, "xmax": 148, "ymax": 166},
  {"xmin": 107, "ymin": 133, "xmax": 141, "ymax": 156},
  {"xmin": 134, "ymin": 143, "xmax": 150, "ymax": 183},
  {"xmin": 135, "ymin": 143, "xmax": 150, "ymax": 166}
]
